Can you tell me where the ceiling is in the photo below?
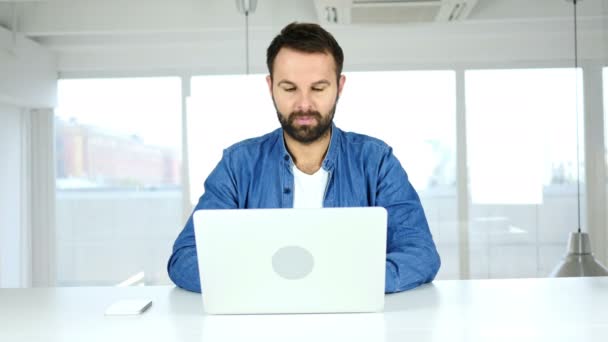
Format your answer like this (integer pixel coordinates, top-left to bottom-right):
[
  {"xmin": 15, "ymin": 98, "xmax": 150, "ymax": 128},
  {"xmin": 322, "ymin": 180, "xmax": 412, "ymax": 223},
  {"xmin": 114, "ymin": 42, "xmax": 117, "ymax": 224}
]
[
  {"xmin": 1, "ymin": 0, "xmax": 605, "ymax": 74},
  {"xmin": 0, "ymin": 0, "xmax": 603, "ymax": 38}
]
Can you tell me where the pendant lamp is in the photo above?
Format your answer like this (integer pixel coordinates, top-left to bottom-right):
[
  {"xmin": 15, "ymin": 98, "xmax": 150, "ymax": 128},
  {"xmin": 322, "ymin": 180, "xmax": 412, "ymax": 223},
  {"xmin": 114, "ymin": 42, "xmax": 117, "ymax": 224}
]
[
  {"xmin": 550, "ymin": 0, "xmax": 608, "ymax": 277},
  {"xmin": 236, "ymin": 0, "xmax": 258, "ymax": 74}
]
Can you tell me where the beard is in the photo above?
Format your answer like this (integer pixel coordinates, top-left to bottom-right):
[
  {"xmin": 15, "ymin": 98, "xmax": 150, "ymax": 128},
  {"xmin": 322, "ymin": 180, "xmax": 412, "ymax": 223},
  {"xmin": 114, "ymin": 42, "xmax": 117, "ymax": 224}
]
[{"xmin": 276, "ymin": 102, "xmax": 337, "ymax": 144}]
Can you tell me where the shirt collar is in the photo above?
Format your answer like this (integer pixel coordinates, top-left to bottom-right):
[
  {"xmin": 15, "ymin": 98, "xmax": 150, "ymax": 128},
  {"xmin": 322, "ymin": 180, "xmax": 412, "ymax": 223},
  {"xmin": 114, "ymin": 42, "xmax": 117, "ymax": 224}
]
[
  {"xmin": 322, "ymin": 123, "xmax": 339, "ymax": 171},
  {"xmin": 278, "ymin": 122, "xmax": 340, "ymax": 171}
]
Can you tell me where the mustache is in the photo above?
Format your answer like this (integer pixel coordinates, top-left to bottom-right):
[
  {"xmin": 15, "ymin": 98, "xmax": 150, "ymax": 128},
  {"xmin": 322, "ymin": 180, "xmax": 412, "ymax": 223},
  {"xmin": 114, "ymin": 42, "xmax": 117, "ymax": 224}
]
[{"xmin": 288, "ymin": 110, "xmax": 322, "ymax": 122}]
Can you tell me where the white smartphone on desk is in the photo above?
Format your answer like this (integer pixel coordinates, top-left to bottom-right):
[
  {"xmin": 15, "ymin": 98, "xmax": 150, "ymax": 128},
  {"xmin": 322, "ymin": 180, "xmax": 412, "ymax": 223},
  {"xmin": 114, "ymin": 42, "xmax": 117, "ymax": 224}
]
[{"xmin": 104, "ymin": 299, "xmax": 152, "ymax": 316}]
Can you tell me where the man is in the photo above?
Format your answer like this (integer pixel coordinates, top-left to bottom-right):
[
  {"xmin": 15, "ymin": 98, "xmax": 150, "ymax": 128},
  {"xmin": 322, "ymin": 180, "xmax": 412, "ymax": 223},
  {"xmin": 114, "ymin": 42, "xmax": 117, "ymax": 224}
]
[{"xmin": 168, "ymin": 22, "xmax": 440, "ymax": 294}]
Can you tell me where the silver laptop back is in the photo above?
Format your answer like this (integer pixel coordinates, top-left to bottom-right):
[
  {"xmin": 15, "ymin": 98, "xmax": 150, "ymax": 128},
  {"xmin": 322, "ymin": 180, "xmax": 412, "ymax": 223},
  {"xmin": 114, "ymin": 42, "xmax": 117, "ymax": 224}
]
[{"xmin": 193, "ymin": 207, "xmax": 387, "ymax": 314}]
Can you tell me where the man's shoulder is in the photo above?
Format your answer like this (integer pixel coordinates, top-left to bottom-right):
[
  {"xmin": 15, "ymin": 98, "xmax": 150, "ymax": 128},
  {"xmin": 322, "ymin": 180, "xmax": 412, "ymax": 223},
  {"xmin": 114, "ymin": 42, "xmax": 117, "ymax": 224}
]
[
  {"xmin": 224, "ymin": 127, "xmax": 282, "ymax": 156},
  {"xmin": 338, "ymin": 127, "xmax": 391, "ymax": 152}
]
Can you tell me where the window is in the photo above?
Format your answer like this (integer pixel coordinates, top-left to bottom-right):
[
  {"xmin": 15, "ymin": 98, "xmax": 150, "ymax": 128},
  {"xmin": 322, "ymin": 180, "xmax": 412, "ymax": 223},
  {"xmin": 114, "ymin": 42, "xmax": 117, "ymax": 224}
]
[
  {"xmin": 187, "ymin": 75, "xmax": 277, "ymax": 204},
  {"xmin": 337, "ymin": 71, "xmax": 456, "ymax": 191},
  {"xmin": 55, "ymin": 77, "xmax": 183, "ymax": 286},
  {"xmin": 465, "ymin": 68, "xmax": 584, "ymax": 278},
  {"xmin": 339, "ymin": 71, "xmax": 458, "ymax": 279}
]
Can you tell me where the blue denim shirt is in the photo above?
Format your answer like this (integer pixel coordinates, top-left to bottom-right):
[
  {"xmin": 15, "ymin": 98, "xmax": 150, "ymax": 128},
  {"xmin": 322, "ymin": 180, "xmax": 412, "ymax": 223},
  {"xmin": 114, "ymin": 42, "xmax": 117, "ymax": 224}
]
[{"xmin": 168, "ymin": 125, "xmax": 440, "ymax": 293}]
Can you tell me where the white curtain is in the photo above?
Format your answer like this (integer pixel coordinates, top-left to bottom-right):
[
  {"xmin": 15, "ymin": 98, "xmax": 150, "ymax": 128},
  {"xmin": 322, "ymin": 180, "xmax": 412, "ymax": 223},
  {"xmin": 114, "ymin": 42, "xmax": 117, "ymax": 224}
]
[
  {"xmin": 23, "ymin": 108, "xmax": 57, "ymax": 287},
  {"xmin": 0, "ymin": 103, "xmax": 23, "ymax": 287}
]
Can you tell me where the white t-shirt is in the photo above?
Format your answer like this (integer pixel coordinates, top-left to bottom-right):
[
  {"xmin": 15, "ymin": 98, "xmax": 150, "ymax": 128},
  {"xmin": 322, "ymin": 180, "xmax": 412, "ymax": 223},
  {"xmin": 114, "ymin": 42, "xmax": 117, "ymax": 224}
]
[{"xmin": 292, "ymin": 165, "xmax": 329, "ymax": 209}]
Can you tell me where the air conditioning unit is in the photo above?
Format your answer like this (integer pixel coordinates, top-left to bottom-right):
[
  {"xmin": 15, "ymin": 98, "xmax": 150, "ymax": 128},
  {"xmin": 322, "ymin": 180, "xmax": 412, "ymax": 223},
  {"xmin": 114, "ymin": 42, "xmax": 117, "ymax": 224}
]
[{"xmin": 314, "ymin": 0, "xmax": 478, "ymax": 25}]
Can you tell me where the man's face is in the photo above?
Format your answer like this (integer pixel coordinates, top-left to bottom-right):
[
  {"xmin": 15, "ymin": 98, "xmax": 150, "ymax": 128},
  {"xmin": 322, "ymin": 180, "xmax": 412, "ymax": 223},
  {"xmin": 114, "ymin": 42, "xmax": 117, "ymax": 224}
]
[{"xmin": 267, "ymin": 48, "xmax": 345, "ymax": 144}]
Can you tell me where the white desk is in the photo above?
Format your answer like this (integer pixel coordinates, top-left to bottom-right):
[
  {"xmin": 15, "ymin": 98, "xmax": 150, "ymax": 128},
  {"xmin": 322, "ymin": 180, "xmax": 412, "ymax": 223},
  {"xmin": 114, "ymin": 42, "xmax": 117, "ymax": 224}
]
[{"xmin": 1, "ymin": 277, "xmax": 607, "ymax": 341}]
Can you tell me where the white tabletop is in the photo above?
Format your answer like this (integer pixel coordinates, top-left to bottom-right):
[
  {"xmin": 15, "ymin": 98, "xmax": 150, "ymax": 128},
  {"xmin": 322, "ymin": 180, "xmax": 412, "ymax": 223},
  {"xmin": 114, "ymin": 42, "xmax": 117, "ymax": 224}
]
[{"xmin": 1, "ymin": 277, "xmax": 607, "ymax": 342}]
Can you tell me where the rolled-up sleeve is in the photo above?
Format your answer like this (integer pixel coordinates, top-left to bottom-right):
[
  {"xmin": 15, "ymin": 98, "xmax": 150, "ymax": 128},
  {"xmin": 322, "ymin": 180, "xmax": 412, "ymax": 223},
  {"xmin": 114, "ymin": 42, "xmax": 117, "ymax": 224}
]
[
  {"xmin": 376, "ymin": 147, "xmax": 441, "ymax": 293},
  {"xmin": 167, "ymin": 150, "xmax": 238, "ymax": 293}
]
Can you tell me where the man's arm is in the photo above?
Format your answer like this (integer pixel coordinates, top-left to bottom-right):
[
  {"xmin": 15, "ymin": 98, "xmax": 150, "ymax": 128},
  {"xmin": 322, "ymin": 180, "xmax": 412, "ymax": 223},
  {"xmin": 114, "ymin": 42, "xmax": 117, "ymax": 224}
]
[
  {"xmin": 376, "ymin": 148, "xmax": 441, "ymax": 293},
  {"xmin": 167, "ymin": 152, "xmax": 238, "ymax": 292}
]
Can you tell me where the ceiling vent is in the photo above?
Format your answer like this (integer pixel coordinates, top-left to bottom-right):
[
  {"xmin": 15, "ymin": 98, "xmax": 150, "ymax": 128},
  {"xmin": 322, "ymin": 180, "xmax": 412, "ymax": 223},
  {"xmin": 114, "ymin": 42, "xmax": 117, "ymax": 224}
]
[{"xmin": 314, "ymin": 0, "xmax": 478, "ymax": 25}]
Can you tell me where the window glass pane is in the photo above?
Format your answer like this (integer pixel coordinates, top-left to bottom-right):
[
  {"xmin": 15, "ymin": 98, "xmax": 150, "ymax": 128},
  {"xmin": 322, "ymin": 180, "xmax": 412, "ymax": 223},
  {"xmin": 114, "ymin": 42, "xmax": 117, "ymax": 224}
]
[
  {"xmin": 465, "ymin": 68, "xmax": 584, "ymax": 279},
  {"xmin": 337, "ymin": 71, "xmax": 456, "ymax": 191},
  {"xmin": 189, "ymin": 71, "xmax": 458, "ymax": 279},
  {"xmin": 188, "ymin": 75, "xmax": 277, "ymax": 204},
  {"xmin": 55, "ymin": 77, "xmax": 183, "ymax": 286},
  {"xmin": 339, "ymin": 71, "xmax": 458, "ymax": 280},
  {"xmin": 56, "ymin": 78, "xmax": 182, "ymax": 189}
]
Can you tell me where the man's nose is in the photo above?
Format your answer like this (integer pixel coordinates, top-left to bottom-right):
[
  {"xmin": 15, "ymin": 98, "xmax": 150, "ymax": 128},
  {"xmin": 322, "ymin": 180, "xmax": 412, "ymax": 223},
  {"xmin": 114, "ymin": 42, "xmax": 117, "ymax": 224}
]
[{"xmin": 294, "ymin": 91, "xmax": 314, "ymax": 112}]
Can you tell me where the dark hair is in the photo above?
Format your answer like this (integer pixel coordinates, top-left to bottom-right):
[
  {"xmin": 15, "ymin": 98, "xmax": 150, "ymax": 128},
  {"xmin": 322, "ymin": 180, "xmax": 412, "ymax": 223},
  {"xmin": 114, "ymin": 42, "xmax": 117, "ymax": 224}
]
[{"xmin": 266, "ymin": 22, "xmax": 344, "ymax": 81}]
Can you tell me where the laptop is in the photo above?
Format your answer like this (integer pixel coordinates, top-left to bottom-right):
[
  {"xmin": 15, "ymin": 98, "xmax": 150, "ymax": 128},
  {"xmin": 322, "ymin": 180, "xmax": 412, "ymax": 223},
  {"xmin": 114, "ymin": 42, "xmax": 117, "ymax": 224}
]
[{"xmin": 193, "ymin": 207, "xmax": 387, "ymax": 315}]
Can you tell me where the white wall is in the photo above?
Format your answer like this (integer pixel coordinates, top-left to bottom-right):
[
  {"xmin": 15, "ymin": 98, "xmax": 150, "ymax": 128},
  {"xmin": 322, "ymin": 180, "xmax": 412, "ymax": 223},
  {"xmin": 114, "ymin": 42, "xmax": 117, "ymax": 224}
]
[
  {"xmin": 0, "ymin": 104, "xmax": 23, "ymax": 287},
  {"xmin": 0, "ymin": 27, "xmax": 57, "ymax": 107},
  {"xmin": 0, "ymin": 27, "xmax": 56, "ymax": 288}
]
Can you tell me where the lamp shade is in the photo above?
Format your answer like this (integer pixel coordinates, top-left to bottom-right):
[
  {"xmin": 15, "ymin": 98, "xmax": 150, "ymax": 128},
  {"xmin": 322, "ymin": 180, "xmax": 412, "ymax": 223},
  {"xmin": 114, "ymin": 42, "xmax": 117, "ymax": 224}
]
[
  {"xmin": 550, "ymin": 232, "xmax": 608, "ymax": 277},
  {"xmin": 236, "ymin": 0, "xmax": 257, "ymax": 14}
]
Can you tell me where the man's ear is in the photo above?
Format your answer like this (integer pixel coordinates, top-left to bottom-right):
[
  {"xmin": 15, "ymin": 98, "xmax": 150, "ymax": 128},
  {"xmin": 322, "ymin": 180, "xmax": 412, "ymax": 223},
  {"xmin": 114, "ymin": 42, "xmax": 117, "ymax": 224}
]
[
  {"xmin": 266, "ymin": 75, "xmax": 273, "ymax": 95},
  {"xmin": 337, "ymin": 75, "xmax": 346, "ymax": 97}
]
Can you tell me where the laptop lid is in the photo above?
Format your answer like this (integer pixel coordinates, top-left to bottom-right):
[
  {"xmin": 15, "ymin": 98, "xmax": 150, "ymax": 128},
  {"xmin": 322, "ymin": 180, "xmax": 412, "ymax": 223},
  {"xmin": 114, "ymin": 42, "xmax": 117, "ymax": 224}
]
[{"xmin": 193, "ymin": 207, "xmax": 387, "ymax": 315}]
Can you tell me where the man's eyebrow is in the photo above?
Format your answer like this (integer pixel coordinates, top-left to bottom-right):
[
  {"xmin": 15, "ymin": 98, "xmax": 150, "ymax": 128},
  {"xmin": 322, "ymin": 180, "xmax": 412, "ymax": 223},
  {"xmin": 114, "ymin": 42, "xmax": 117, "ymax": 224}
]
[
  {"xmin": 277, "ymin": 80, "xmax": 296, "ymax": 87},
  {"xmin": 276, "ymin": 80, "xmax": 331, "ymax": 87},
  {"xmin": 312, "ymin": 80, "xmax": 331, "ymax": 86}
]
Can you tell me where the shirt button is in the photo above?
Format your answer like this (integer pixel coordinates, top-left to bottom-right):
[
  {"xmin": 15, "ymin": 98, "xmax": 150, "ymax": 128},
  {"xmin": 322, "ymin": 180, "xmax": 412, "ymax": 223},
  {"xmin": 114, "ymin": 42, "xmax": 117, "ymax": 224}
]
[
  {"xmin": 284, "ymin": 155, "xmax": 289, "ymax": 161},
  {"xmin": 283, "ymin": 188, "xmax": 291, "ymax": 194}
]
